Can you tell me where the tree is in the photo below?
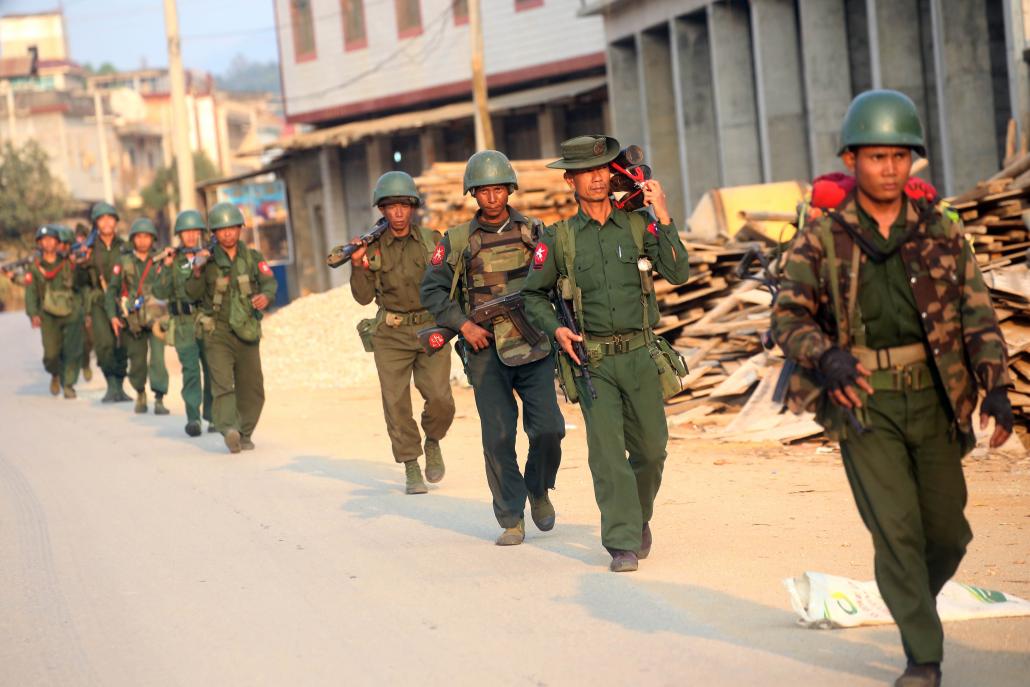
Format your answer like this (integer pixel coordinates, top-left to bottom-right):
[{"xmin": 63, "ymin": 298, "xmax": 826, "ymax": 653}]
[
  {"xmin": 141, "ymin": 150, "xmax": 219, "ymax": 214},
  {"xmin": 215, "ymin": 54, "xmax": 281, "ymax": 94},
  {"xmin": 0, "ymin": 141, "xmax": 72, "ymax": 243}
]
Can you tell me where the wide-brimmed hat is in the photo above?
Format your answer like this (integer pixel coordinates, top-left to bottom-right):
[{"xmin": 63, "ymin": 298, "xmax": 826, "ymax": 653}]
[{"xmin": 546, "ymin": 135, "xmax": 621, "ymax": 170}]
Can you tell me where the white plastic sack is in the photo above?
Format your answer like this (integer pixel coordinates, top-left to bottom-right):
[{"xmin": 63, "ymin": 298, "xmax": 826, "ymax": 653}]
[{"xmin": 785, "ymin": 571, "xmax": 1030, "ymax": 629}]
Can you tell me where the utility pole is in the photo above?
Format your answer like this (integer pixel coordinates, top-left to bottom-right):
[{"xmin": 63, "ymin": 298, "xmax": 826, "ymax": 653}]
[
  {"xmin": 3, "ymin": 82, "xmax": 15, "ymax": 143},
  {"xmin": 468, "ymin": 0, "xmax": 494, "ymax": 151},
  {"xmin": 92, "ymin": 89, "xmax": 114, "ymax": 204},
  {"xmin": 162, "ymin": 0, "xmax": 195, "ymax": 211}
]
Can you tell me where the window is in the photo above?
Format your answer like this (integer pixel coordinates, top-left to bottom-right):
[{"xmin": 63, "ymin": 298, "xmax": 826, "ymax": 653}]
[
  {"xmin": 395, "ymin": 0, "xmax": 423, "ymax": 39},
  {"xmin": 341, "ymin": 0, "xmax": 367, "ymax": 50},
  {"xmin": 515, "ymin": 0, "xmax": 544, "ymax": 10},
  {"xmin": 290, "ymin": 0, "xmax": 317, "ymax": 62},
  {"xmin": 452, "ymin": 0, "xmax": 468, "ymax": 25}
]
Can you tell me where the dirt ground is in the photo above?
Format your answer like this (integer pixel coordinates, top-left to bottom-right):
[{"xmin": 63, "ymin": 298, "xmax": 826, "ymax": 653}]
[{"xmin": 1, "ymin": 311, "xmax": 1027, "ymax": 686}]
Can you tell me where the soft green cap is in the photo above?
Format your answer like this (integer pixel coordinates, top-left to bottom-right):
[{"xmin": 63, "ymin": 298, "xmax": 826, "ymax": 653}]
[
  {"xmin": 129, "ymin": 217, "xmax": 158, "ymax": 238},
  {"xmin": 174, "ymin": 209, "xmax": 207, "ymax": 234},
  {"xmin": 90, "ymin": 201, "xmax": 119, "ymax": 222},
  {"xmin": 546, "ymin": 135, "xmax": 621, "ymax": 170},
  {"xmin": 838, "ymin": 89, "xmax": 926, "ymax": 156},
  {"xmin": 463, "ymin": 150, "xmax": 518, "ymax": 195},
  {"xmin": 372, "ymin": 171, "xmax": 421, "ymax": 207},
  {"xmin": 207, "ymin": 202, "xmax": 246, "ymax": 231}
]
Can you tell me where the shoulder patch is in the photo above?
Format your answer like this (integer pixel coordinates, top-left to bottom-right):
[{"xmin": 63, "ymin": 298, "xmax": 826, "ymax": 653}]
[
  {"xmin": 431, "ymin": 244, "xmax": 445, "ymax": 266},
  {"xmin": 647, "ymin": 222, "xmax": 658, "ymax": 236},
  {"xmin": 23, "ymin": 272, "xmax": 32, "ymax": 284},
  {"xmin": 112, "ymin": 264, "xmax": 121, "ymax": 275},
  {"xmin": 532, "ymin": 242, "xmax": 548, "ymax": 269},
  {"xmin": 258, "ymin": 260, "xmax": 273, "ymax": 276}
]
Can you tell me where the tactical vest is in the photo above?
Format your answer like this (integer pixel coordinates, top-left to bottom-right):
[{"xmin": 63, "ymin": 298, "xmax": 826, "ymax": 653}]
[
  {"xmin": 34, "ymin": 258, "xmax": 76, "ymax": 318},
  {"xmin": 447, "ymin": 217, "xmax": 550, "ymax": 366},
  {"xmin": 211, "ymin": 247, "xmax": 263, "ymax": 343},
  {"xmin": 366, "ymin": 226, "xmax": 438, "ymax": 300}
]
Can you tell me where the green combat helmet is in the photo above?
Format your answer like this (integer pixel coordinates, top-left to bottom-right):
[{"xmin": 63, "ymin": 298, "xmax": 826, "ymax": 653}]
[
  {"xmin": 56, "ymin": 226, "xmax": 75, "ymax": 244},
  {"xmin": 90, "ymin": 201, "xmax": 119, "ymax": 223},
  {"xmin": 463, "ymin": 149, "xmax": 518, "ymax": 195},
  {"xmin": 174, "ymin": 209, "xmax": 206, "ymax": 234},
  {"xmin": 35, "ymin": 224, "xmax": 63, "ymax": 241},
  {"xmin": 129, "ymin": 217, "xmax": 158, "ymax": 238},
  {"xmin": 207, "ymin": 202, "xmax": 246, "ymax": 230},
  {"xmin": 838, "ymin": 89, "xmax": 926, "ymax": 156},
  {"xmin": 372, "ymin": 171, "xmax": 421, "ymax": 207}
]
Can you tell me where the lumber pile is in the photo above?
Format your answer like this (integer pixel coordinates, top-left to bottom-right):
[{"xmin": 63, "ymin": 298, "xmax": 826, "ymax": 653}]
[{"xmin": 415, "ymin": 160, "xmax": 576, "ymax": 229}]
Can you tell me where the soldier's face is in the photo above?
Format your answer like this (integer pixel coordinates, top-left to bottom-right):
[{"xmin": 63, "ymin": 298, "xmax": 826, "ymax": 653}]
[
  {"xmin": 379, "ymin": 202, "xmax": 413, "ymax": 231},
  {"xmin": 39, "ymin": 236, "xmax": 58, "ymax": 253},
  {"xmin": 845, "ymin": 146, "xmax": 912, "ymax": 203},
  {"xmin": 215, "ymin": 226, "xmax": 241, "ymax": 249},
  {"xmin": 565, "ymin": 166, "xmax": 611, "ymax": 203},
  {"xmin": 133, "ymin": 234, "xmax": 153, "ymax": 253},
  {"xmin": 96, "ymin": 215, "xmax": 116, "ymax": 236},
  {"xmin": 473, "ymin": 185, "xmax": 510, "ymax": 218},
  {"xmin": 179, "ymin": 229, "xmax": 202, "ymax": 248}
]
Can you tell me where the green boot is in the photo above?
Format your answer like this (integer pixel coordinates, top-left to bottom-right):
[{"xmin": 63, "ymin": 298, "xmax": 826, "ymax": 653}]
[
  {"xmin": 134, "ymin": 390, "xmax": 147, "ymax": 414},
  {"xmin": 529, "ymin": 492, "xmax": 556, "ymax": 532},
  {"xmin": 240, "ymin": 436, "xmax": 255, "ymax": 451},
  {"xmin": 496, "ymin": 519, "xmax": 525, "ymax": 546},
  {"xmin": 63, "ymin": 386, "xmax": 77, "ymax": 400},
  {"xmin": 224, "ymin": 429, "xmax": 242, "ymax": 454},
  {"xmin": 404, "ymin": 460, "xmax": 428, "ymax": 495},
  {"xmin": 185, "ymin": 421, "xmax": 202, "ymax": 437},
  {"xmin": 153, "ymin": 393, "xmax": 169, "ymax": 415},
  {"xmin": 113, "ymin": 377, "xmax": 132, "ymax": 402},
  {"xmin": 424, "ymin": 438, "xmax": 445, "ymax": 483},
  {"xmin": 49, "ymin": 375, "xmax": 61, "ymax": 396},
  {"xmin": 101, "ymin": 376, "xmax": 118, "ymax": 403}
]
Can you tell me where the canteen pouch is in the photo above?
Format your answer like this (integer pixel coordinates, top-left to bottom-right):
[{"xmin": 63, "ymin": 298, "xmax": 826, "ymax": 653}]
[
  {"xmin": 228, "ymin": 293, "xmax": 261, "ymax": 342},
  {"xmin": 42, "ymin": 287, "xmax": 74, "ymax": 317},
  {"xmin": 356, "ymin": 317, "xmax": 378, "ymax": 353},
  {"xmin": 196, "ymin": 313, "xmax": 217, "ymax": 336},
  {"xmin": 649, "ymin": 337, "xmax": 688, "ymax": 400},
  {"xmin": 555, "ymin": 353, "xmax": 581, "ymax": 405}
]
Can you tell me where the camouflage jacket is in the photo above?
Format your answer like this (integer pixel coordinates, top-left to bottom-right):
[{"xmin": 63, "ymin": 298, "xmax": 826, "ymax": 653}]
[{"xmin": 772, "ymin": 192, "xmax": 1010, "ymax": 437}]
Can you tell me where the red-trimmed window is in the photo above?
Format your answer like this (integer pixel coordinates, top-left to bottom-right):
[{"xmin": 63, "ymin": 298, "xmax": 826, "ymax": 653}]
[
  {"xmin": 341, "ymin": 0, "xmax": 367, "ymax": 50},
  {"xmin": 515, "ymin": 0, "xmax": 544, "ymax": 10},
  {"xmin": 290, "ymin": 0, "xmax": 317, "ymax": 62},
  {"xmin": 453, "ymin": 0, "xmax": 468, "ymax": 26},
  {"xmin": 395, "ymin": 0, "xmax": 423, "ymax": 39}
]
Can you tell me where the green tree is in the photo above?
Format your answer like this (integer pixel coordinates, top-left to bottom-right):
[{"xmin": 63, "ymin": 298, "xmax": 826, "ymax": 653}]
[
  {"xmin": 0, "ymin": 141, "xmax": 72, "ymax": 243},
  {"xmin": 141, "ymin": 150, "xmax": 219, "ymax": 214}
]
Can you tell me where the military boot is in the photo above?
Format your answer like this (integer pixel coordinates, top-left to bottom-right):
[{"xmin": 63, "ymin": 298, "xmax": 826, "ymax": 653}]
[
  {"xmin": 101, "ymin": 376, "xmax": 118, "ymax": 403},
  {"xmin": 113, "ymin": 377, "xmax": 132, "ymax": 402},
  {"xmin": 424, "ymin": 438, "xmax": 445, "ymax": 483},
  {"xmin": 49, "ymin": 375, "xmax": 61, "ymax": 396},
  {"xmin": 240, "ymin": 436, "xmax": 255, "ymax": 451},
  {"xmin": 609, "ymin": 550, "xmax": 639, "ymax": 573},
  {"xmin": 63, "ymin": 386, "xmax": 76, "ymax": 400},
  {"xmin": 894, "ymin": 664, "xmax": 941, "ymax": 687},
  {"xmin": 638, "ymin": 522, "xmax": 652, "ymax": 559},
  {"xmin": 207, "ymin": 423, "xmax": 218, "ymax": 433},
  {"xmin": 224, "ymin": 429, "xmax": 242, "ymax": 454},
  {"xmin": 185, "ymin": 421, "xmax": 202, "ymax": 437},
  {"xmin": 82, "ymin": 366, "xmax": 93, "ymax": 382},
  {"xmin": 495, "ymin": 519, "xmax": 525, "ymax": 546},
  {"xmin": 404, "ymin": 460, "xmax": 428, "ymax": 495},
  {"xmin": 153, "ymin": 393, "xmax": 169, "ymax": 415},
  {"xmin": 134, "ymin": 390, "xmax": 147, "ymax": 414},
  {"xmin": 528, "ymin": 492, "xmax": 556, "ymax": 531}
]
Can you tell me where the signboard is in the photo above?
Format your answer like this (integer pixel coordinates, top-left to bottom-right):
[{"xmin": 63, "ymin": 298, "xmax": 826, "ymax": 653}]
[{"xmin": 216, "ymin": 178, "xmax": 293, "ymax": 266}]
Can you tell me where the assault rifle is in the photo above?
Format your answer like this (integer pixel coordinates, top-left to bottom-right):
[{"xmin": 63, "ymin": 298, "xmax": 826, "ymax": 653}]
[
  {"xmin": 162, "ymin": 235, "xmax": 218, "ymax": 268},
  {"xmin": 609, "ymin": 145, "xmax": 653, "ymax": 212},
  {"xmin": 1, "ymin": 253, "xmax": 34, "ymax": 274},
  {"xmin": 417, "ymin": 292, "xmax": 543, "ymax": 356},
  {"xmin": 552, "ymin": 286, "xmax": 597, "ymax": 400},
  {"xmin": 326, "ymin": 217, "xmax": 389, "ymax": 268},
  {"xmin": 71, "ymin": 226, "xmax": 97, "ymax": 261}
]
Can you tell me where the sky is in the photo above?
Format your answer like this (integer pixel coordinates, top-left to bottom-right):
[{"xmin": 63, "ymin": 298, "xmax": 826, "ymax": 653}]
[{"xmin": 1, "ymin": 0, "xmax": 280, "ymax": 74}]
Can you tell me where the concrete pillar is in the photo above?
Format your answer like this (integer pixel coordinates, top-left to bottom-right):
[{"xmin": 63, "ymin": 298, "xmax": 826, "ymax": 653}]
[
  {"xmin": 366, "ymin": 136, "xmax": 388, "ymax": 188},
  {"xmin": 638, "ymin": 27, "xmax": 685, "ymax": 224},
  {"xmin": 419, "ymin": 126, "xmax": 443, "ymax": 170},
  {"xmin": 798, "ymin": 0, "xmax": 852, "ymax": 175},
  {"xmin": 708, "ymin": 0, "xmax": 762, "ymax": 187},
  {"xmin": 845, "ymin": 0, "xmax": 873, "ymax": 93},
  {"xmin": 929, "ymin": 0, "xmax": 999, "ymax": 194},
  {"xmin": 1002, "ymin": 0, "xmax": 1030, "ymax": 145},
  {"xmin": 319, "ymin": 145, "xmax": 348, "ymax": 289},
  {"xmin": 671, "ymin": 13, "xmax": 721, "ymax": 211},
  {"xmin": 607, "ymin": 38, "xmax": 645, "ymax": 147},
  {"xmin": 750, "ymin": 0, "xmax": 809, "ymax": 182},
  {"xmin": 538, "ymin": 105, "xmax": 559, "ymax": 158}
]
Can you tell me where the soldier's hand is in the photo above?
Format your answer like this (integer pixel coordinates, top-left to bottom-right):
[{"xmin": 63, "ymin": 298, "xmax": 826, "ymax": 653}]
[
  {"xmin": 640, "ymin": 179, "xmax": 672, "ymax": 225},
  {"xmin": 980, "ymin": 387, "xmax": 1014, "ymax": 448},
  {"xmin": 819, "ymin": 347, "xmax": 874, "ymax": 409},
  {"xmin": 251, "ymin": 294, "xmax": 270, "ymax": 311},
  {"xmin": 554, "ymin": 326, "xmax": 584, "ymax": 365},
  {"xmin": 349, "ymin": 238, "xmax": 368, "ymax": 266},
  {"xmin": 111, "ymin": 317, "xmax": 122, "ymax": 337},
  {"xmin": 459, "ymin": 320, "xmax": 493, "ymax": 351},
  {"xmin": 30, "ymin": 315, "xmax": 41, "ymax": 329},
  {"xmin": 162, "ymin": 248, "xmax": 176, "ymax": 267}
]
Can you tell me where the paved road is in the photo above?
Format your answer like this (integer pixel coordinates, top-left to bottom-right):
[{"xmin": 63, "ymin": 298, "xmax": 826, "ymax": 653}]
[{"xmin": 1, "ymin": 312, "xmax": 1027, "ymax": 686}]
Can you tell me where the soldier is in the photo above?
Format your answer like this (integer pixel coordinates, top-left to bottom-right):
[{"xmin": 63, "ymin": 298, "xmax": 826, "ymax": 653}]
[
  {"xmin": 154, "ymin": 210, "xmax": 215, "ymax": 437},
  {"xmin": 73, "ymin": 223, "xmax": 95, "ymax": 382},
  {"xmin": 185, "ymin": 202, "xmax": 277, "ymax": 454},
  {"xmin": 350, "ymin": 171, "xmax": 455, "ymax": 494},
  {"xmin": 772, "ymin": 90, "xmax": 1013, "ymax": 687},
  {"xmin": 23, "ymin": 224, "xmax": 86, "ymax": 398},
  {"xmin": 523, "ymin": 135, "xmax": 691, "ymax": 571},
  {"xmin": 84, "ymin": 202, "xmax": 131, "ymax": 403},
  {"xmin": 422, "ymin": 151, "xmax": 564, "ymax": 545},
  {"xmin": 107, "ymin": 217, "xmax": 170, "ymax": 415}
]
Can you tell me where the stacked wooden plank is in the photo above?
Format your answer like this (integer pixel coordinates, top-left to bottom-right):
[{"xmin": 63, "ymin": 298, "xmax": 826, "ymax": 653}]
[{"xmin": 948, "ymin": 153, "xmax": 1030, "ymax": 272}]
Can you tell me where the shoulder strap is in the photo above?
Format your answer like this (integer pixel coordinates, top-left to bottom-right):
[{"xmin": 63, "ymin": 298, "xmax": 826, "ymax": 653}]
[
  {"xmin": 447, "ymin": 222, "xmax": 472, "ymax": 301},
  {"xmin": 416, "ymin": 227, "xmax": 437, "ymax": 258},
  {"xmin": 816, "ymin": 221, "xmax": 848, "ymax": 348},
  {"xmin": 627, "ymin": 211, "xmax": 646, "ymax": 255}
]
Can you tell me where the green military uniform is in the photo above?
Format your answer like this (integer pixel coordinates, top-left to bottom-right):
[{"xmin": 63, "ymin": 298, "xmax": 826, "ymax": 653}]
[
  {"xmin": 523, "ymin": 136, "xmax": 691, "ymax": 560},
  {"xmin": 153, "ymin": 210, "xmax": 214, "ymax": 434},
  {"xmin": 105, "ymin": 219, "xmax": 169, "ymax": 412},
  {"xmin": 772, "ymin": 90, "xmax": 1012, "ymax": 680},
  {"xmin": 84, "ymin": 202, "xmax": 130, "ymax": 401},
  {"xmin": 185, "ymin": 202, "xmax": 277, "ymax": 451},
  {"xmin": 24, "ymin": 225, "xmax": 85, "ymax": 396}
]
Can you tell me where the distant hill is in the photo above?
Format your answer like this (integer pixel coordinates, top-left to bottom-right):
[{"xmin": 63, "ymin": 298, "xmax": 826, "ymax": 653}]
[{"xmin": 215, "ymin": 55, "xmax": 281, "ymax": 95}]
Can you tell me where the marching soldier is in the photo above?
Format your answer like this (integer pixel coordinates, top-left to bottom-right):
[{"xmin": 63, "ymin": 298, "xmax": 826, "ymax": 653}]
[
  {"xmin": 422, "ymin": 151, "xmax": 564, "ymax": 545},
  {"xmin": 84, "ymin": 202, "xmax": 131, "ymax": 403},
  {"xmin": 106, "ymin": 217, "xmax": 170, "ymax": 415},
  {"xmin": 73, "ymin": 224, "xmax": 95, "ymax": 382},
  {"xmin": 154, "ymin": 210, "xmax": 214, "ymax": 437},
  {"xmin": 772, "ymin": 90, "xmax": 1013, "ymax": 687},
  {"xmin": 185, "ymin": 202, "xmax": 277, "ymax": 454},
  {"xmin": 23, "ymin": 224, "xmax": 86, "ymax": 398},
  {"xmin": 523, "ymin": 135, "xmax": 691, "ymax": 571},
  {"xmin": 350, "ymin": 171, "xmax": 455, "ymax": 495}
]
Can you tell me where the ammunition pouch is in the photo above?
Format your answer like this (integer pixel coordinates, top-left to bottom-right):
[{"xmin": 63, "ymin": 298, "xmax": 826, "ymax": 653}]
[
  {"xmin": 357, "ymin": 317, "xmax": 378, "ymax": 353},
  {"xmin": 555, "ymin": 353, "xmax": 580, "ymax": 404},
  {"xmin": 42, "ymin": 288, "xmax": 74, "ymax": 317},
  {"xmin": 648, "ymin": 335, "xmax": 689, "ymax": 400}
]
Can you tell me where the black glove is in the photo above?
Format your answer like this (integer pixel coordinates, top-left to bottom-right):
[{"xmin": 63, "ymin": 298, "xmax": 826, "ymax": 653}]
[
  {"xmin": 981, "ymin": 387, "xmax": 1014, "ymax": 433},
  {"xmin": 818, "ymin": 347, "xmax": 862, "ymax": 392}
]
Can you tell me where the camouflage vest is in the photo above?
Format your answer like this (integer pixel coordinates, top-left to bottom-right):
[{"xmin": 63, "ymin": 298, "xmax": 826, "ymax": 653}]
[{"xmin": 447, "ymin": 216, "xmax": 550, "ymax": 366}]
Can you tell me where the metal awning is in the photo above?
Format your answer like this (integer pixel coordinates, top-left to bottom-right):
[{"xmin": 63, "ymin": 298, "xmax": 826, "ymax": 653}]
[
  {"xmin": 269, "ymin": 75, "xmax": 606, "ymax": 153},
  {"xmin": 196, "ymin": 160, "xmax": 286, "ymax": 190}
]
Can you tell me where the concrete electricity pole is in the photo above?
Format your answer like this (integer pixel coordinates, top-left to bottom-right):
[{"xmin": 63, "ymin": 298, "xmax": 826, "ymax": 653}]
[
  {"xmin": 468, "ymin": 0, "xmax": 494, "ymax": 151},
  {"xmin": 92, "ymin": 89, "xmax": 114, "ymax": 203},
  {"xmin": 3, "ymin": 82, "xmax": 16, "ymax": 143},
  {"xmin": 162, "ymin": 0, "xmax": 195, "ymax": 211}
]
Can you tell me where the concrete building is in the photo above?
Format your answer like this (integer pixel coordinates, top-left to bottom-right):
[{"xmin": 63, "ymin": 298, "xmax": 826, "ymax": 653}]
[
  {"xmin": 270, "ymin": 0, "xmax": 609, "ymax": 295},
  {"xmin": 585, "ymin": 0, "xmax": 1030, "ymax": 223}
]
